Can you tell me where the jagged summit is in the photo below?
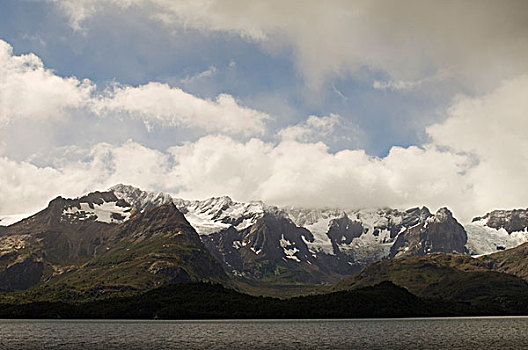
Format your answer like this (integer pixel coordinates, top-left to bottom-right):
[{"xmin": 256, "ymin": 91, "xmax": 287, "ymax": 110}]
[
  {"xmin": 431, "ymin": 207, "xmax": 454, "ymax": 223},
  {"xmin": 471, "ymin": 208, "xmax": 528, "ymax": 233},
  {"xmin": 108, "ymin": 184, "xmax": 268, "ymax": 235},
  {"xmin": 110, "ymin": 184, "xmax": 173, "ymax": 212},
  {"xmin": 390, "ymin": 207, "xmax": 468, "ymax": 258}
]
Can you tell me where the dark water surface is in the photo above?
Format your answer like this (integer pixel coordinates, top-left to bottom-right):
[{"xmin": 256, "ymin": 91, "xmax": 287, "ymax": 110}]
[{"xmin": 0, "ymin": 317, "xmax": 527, "ymax": 349}]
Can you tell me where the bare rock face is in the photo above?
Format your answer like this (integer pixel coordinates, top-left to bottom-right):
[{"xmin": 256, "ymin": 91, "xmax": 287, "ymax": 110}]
[
  {"xmin": 371, "ymin": 207, "xmax": 432, "ymax": 239},
  {"xmin": 472, "ymin": 209, "xmax": 528, "ymax": 234},
  {"xmin": 390, "ymin": 207, "xmax": 468, "ymax": 258},
  {"xmin": 327, "ymin": 213, "xmax": 364, "ymax": 253}
]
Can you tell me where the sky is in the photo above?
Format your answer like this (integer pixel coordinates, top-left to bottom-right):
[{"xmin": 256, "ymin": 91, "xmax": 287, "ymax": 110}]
[{"xmin": 1, "ymin": 0, "xmax": 527, "ymax": 221}]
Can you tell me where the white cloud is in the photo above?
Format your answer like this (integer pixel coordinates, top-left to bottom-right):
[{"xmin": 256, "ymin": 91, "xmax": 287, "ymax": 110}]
[
  {"xmin": 427, "ymin": 75, "xmax": 528, "ymax": 215},
  {"xmin": 279, "ymin": 114, "xmax": 341, "ymax": 142},
  {"xmin": 180, "ymin": 66, "xmax": 218, "ymax": 84},
  {"xmin": 2, "ymin": 70, "xmax": 526, "ymax": 222},
  {"xmin": 52, "ymin": 0, "xmax": 528, "ymax": 89},
  {"xmin": 51, "ymin": 0, "xmax": 121, "ymax": 31},
  {"xmin": 93, "ymin": 82, "xmax": 270, "ymax": 136},
  {"xmin": 3, "ymin": 76, "xmax": 527, "ymax": 220},
  {"xmin": 169, "ymin": 136, "xmax": 472, "ymax": 217},
  {"xmin": 0, "ymin": 136, "xmax": 468, "ymax": 218},
  {"xmin": 0, "ymin": 40, "xmax": 270, "ymax": 136},
  {"xmin": 372, "ymin": 80, "xmax": 422, "ymax": 92},
  {"xmin": 373, "ymin": 70, "xmax": 452, "ymax": 92},
  {"xmin": 172, "ymin": 76, "xmax": 528, "ymax": 218},
  {"xmin": 0, "ymin": 40, "xmax": 93, "ymax": 126}
]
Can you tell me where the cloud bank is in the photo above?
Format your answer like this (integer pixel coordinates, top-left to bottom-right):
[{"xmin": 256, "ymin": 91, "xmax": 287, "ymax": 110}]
[{"xmin": 2, "ymin": 73, "xmax": 527, "ymax": 220}]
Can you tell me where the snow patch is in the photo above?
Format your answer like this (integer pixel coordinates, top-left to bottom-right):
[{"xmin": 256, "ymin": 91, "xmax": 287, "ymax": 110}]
[
  {"xmin": 111, "ymin": 184, "xmax": 172, "ymax": 212},
  {"xmin": 280, "ymin": 234, "xmax": 301, "ymax": 262},
  {"xmin": 183, "ymin": 211, "xmax": 231, "ymax": 235},
  {"xmin": 234, "ymin": 218, "xmax": 255, "ymax": 231},
  {"xmin": 250, "ymin": 246, "xmax": 262, "ymax": 255},
  {"xmin": 62, "ymin": 201, "xmax": 131, "ymax": 223}
]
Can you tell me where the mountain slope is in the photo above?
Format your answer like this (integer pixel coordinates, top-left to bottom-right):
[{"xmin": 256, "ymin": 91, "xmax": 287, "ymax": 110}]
[
  {"xmin": 202, "ymin": 212, "xmax": 344, "ymax": 283},
  {"xmin": 480, "ymin": 242, "xmax": 528, "ymax": 280},
  {"xmin": 0, "ymin": 191, "xmax": 226, "ymax": 297},
  {"xmin": 332, "ymin": 252, "xmax": 528, "ymax": 311},
  {"xmin": 39, "ymin": 202, "xmax": 227, "ymax": 300},
  {"xmin": 0, "ymin": 191, "xmax": 133, "ymax": 291}
]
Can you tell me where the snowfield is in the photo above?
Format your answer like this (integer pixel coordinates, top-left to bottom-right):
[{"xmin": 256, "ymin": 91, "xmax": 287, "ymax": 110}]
[{"xmin": 62, "ymin": 201, "xmax": 131, "ymax": 224}]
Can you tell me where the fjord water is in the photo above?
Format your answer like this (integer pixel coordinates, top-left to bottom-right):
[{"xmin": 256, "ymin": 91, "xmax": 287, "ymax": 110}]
[{"xmin": 0, "ymin": 317, "xmax": 527, "ymax": 349}]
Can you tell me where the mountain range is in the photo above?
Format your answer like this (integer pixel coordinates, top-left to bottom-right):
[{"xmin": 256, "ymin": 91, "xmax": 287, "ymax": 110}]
[
  {"xmin": 115, "ymin": 184, "xmax": 528, "ymax": 282},
  {"xmin": 0, "ymin": 184, "xmax": 528, "ymax": 313}
]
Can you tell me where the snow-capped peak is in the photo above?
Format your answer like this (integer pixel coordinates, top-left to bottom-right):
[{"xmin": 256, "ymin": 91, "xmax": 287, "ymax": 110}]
[
  {"xmin": 175, "ymin": 196, "xmax": 267, "ymax": 235},
  {"xmin": 110, "ymin": 184, "xmax": 173, "ymax": 212},
  {"xmin": 109, "ymin": 184, "xmax": 270, "ymax": 235}
]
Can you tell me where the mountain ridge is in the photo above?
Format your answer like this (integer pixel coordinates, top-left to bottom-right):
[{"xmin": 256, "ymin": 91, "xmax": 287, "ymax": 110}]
[{"xmin": 1, "ymin": 184, "xmax": 527, "ymax": 289}]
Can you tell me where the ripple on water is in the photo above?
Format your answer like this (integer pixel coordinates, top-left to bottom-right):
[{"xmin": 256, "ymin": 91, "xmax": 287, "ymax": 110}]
[{"xmin": 0, "ymin": 317, "xmax": 527, "ymax": 350}]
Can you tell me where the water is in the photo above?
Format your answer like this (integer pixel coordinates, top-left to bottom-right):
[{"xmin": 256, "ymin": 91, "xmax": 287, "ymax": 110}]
[{"xmin": 0, "ymin": 317, "xmax": 527, "ymax": 349}]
